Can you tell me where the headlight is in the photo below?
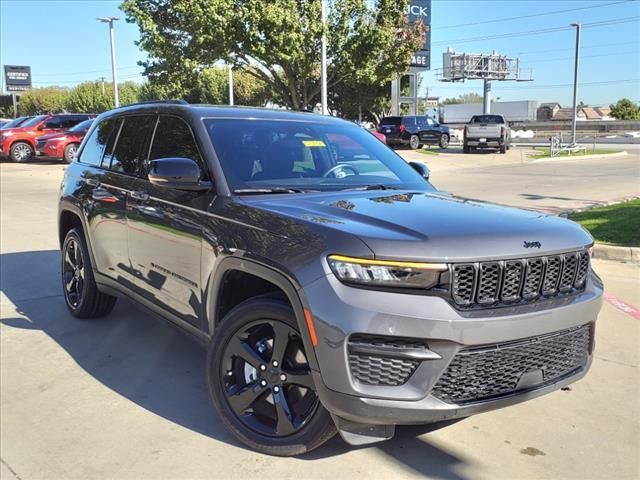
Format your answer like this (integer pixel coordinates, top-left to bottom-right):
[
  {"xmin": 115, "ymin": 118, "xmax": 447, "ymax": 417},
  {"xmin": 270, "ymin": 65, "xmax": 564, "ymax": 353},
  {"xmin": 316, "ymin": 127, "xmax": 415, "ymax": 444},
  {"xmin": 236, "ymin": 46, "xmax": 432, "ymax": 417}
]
[{"xmin": 327, "ymin": 255, "xmax": 448, "ymax": 289}]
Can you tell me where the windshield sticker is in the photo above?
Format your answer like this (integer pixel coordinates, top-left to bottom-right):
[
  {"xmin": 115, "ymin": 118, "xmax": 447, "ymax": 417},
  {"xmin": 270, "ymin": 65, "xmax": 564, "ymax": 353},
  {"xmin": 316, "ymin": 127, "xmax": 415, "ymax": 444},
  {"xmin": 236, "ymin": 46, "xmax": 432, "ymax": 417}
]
[{"xmin": 302, "ymin": 139, "xmax": 326, "ymax": 147}]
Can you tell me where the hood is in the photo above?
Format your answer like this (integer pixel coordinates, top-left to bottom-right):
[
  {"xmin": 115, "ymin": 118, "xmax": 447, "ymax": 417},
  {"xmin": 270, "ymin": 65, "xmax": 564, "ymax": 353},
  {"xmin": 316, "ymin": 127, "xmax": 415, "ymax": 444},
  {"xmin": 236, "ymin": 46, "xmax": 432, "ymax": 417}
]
[{"xmin": 245, "ymin": 190, "xmax": 593, "ymax": 262}]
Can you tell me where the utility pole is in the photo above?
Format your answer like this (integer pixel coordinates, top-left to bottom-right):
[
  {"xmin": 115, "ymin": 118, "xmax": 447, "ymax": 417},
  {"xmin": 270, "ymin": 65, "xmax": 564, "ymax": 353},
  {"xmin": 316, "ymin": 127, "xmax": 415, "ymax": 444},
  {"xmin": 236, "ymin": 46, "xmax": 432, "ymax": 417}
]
[
  {"xmin": 97, "ymin": 16, "xmax": 120, "ymax": 108},
  {"xmin": 483, "ymin": 79, "xmax": 491, "ymax": 114},
  {"xmin": 570, "ymin": 23, "xmax": 581, "ymax": 146},
  {"xmin": 228, "ymin": 64, "xmax": 234, "ymax": 106},
  {"xmin": 100, "ymin": 77, "xmax": 106, "ymax": 95},
  {"xmin": 320, "ymin": 0, "xmax": 328, "ymax": 115}
]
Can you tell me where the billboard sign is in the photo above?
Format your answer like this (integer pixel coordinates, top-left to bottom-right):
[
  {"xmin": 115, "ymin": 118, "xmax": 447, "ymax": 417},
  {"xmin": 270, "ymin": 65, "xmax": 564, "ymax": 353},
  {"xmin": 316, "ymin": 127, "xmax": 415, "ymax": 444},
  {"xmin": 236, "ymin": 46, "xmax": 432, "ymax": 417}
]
[
  {"xmin": 408, "ymin": 0, "xmax": 431, "ymax": 70},
  {"xmin": 4, "ymin": 65, "xmax": 32, "ymax": 92}
]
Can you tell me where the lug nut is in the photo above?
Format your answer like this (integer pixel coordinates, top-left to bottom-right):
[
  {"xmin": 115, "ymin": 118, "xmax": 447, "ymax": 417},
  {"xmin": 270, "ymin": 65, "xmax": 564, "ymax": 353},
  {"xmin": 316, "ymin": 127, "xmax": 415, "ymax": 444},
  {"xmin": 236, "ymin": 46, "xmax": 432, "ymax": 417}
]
[
  {"xmin": 272, "ymin": 360, "xmax": 279, "ymax": 367},
  {"xmin": 280, "ymin": 374, "xmax": 287, "ymax": 382},
  {"xmin": 273, "ymin": 386, "xmax": 280, "ymax": 393},
  {"xmin": 259, "ymin": 364, "xmax": 267, "ymax": 371},
  {"xmin": 260, "ymin": 380, "xmax": 267, "ymax": 387}
]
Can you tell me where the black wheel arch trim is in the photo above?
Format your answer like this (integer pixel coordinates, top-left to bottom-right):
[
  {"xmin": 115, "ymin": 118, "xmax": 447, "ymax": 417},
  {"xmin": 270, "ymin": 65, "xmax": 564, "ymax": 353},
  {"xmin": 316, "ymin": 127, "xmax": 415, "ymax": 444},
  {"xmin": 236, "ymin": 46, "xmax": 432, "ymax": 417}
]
[
  {"xmin": 206, "ymin": 256, "xmax": 320, "ymax": 372},
  {"xmin": 58, "ymin": 198, "xmax": 98, "ymax": 271}
]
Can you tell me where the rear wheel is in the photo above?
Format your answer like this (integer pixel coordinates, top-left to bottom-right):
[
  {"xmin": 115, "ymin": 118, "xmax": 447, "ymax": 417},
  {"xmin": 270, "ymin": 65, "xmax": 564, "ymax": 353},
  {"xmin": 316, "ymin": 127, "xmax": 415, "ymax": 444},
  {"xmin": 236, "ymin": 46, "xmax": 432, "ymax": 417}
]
[
  {"xmin": 500, "ymin": 145, "xmax": 507, "ymax": 154},
  {"xmin": 62, "ymin": 228, "xmax": 116, "ymax": 318},
  {"xmin": 10, "ymin": 142, "xmax": 33, "ymax": 163},
  {"xmin": 463, "ymin": 144, "xmax": 470, "ymax": 154},
  {"xmin": 207, "ymin": 297, "xmax": 336, "ymax": 456},
  {"xmin": 409, "ymin": 134, "xmax": 422, "ymax": 150},
  {"xmin": 439, "ymin": 134, "xmax": 449, "ymax": 149},
  {"xmin": 63, "ymin": 143, "xmax": 80, "ymax": 163}
]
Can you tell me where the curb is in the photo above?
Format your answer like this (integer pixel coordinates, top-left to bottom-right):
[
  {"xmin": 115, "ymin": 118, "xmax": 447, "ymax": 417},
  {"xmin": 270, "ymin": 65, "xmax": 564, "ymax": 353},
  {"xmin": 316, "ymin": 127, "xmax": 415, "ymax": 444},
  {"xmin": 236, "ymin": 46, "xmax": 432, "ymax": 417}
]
[
  {"xmin": 530, "ymin": 151, "xmax": 628, "ymax": 163},
  {"xmin": 592, "ymin": 243, "xmax": 640, "ymax": 263}
]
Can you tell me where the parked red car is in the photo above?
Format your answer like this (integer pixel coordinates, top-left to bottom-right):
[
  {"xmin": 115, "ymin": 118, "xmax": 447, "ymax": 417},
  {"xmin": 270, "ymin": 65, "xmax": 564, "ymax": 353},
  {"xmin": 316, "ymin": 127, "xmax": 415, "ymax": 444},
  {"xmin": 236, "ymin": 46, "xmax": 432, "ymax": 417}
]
[
  {"xmin": 0, "ymin": 113, "xmax": 94, "ymax": 162},
  {"xmin": 35, "ymin": 118, "xmax": 94, "ymax": 163}
]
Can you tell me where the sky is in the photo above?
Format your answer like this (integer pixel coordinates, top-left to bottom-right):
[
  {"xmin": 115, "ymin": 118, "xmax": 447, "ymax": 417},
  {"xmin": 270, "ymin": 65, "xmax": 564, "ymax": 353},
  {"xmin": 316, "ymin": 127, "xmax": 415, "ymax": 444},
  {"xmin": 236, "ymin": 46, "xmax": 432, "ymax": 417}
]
[{"xmin": 0, "ymin": 0, "xmax": 639, "ymax": 107}]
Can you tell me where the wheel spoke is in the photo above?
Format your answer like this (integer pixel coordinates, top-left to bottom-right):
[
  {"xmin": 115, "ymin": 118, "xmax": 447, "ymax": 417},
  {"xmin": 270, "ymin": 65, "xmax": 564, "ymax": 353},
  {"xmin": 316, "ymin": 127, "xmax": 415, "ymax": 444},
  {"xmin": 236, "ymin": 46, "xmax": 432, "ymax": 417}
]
[
  {"xmin": 273, "ymin": 389, "xmax": 296, "ymax": 435},
  {"xmin": 64, "ymin": 250, "xmax": 74, "ymax": 268},
  {"xmin": 227, "ymin": 382, "xmax": 266, "ymax": 415},
  {"xmin": 228, "ymin": 337, "xmax": 264, "ymax": 368},
  {"xmin": 73, "ymin": 242, "xmax": 81, "ymax": 265},
  {"xmin": 270, "ymin": 322, "xmax": 293, "ymax": 366},
  {"xmin": 283, "ymin": 369, "xmax": 314, "ymax": 389},
  {"xmin": 65, "ymin": 276, "xmax": 76, "ymax": 293}
]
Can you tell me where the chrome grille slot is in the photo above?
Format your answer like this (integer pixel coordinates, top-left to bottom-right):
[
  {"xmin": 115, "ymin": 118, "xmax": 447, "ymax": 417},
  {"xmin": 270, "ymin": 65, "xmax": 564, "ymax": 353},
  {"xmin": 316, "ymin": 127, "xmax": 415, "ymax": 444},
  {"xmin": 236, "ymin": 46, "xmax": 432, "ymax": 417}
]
[{"xmin": 450, "ymin": 250, "xmax": 590, "ymax": 309}]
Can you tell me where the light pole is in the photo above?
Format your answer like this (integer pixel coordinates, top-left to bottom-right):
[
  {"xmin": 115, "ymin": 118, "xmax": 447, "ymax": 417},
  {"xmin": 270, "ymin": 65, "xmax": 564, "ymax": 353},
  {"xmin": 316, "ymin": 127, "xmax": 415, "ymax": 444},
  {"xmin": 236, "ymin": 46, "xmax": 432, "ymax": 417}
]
[
  {"xmin": 570, "ymin": 23, "xmax": 581, "ymax": 146},
  {"xmin": 320, "ymin": 0, "xmax": 328, "ymax": 115},
  {"xmin": 228, "ymin": 64, "xmax": 234, "ymax": 106},
  {"xmin": 97, "ymin": 16, "xmax": 120, "ymax": 108}
]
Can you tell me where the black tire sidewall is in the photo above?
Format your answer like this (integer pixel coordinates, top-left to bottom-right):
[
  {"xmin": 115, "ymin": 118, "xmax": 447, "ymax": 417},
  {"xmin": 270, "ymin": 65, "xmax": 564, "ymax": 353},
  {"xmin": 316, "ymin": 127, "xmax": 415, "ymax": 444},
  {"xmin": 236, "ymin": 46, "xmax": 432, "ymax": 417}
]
[{"xmin": 206, "ymin": 297, "xmax": 335, "ymax": 456}]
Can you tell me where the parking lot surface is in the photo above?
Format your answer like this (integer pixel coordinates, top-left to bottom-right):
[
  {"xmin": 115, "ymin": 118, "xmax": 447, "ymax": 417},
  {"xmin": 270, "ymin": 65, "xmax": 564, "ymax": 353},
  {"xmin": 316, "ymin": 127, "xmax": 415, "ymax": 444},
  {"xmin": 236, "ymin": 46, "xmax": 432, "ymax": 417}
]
[{"xmin": 1, "ymin": 151, "xmax": 639, "ymax": 479}]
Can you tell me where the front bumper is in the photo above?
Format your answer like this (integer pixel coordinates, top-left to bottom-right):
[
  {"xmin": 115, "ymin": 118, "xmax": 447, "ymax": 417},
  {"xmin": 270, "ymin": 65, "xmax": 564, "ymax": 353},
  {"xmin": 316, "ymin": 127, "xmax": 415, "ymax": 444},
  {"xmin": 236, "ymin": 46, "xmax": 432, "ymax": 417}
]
[
  {"xmin": 35, "ymin": 143, "xmax": 63, "ymax": 160},
  {"xmin": 302, "ymin": 271, "xmax": 602, "ymax": 426}
]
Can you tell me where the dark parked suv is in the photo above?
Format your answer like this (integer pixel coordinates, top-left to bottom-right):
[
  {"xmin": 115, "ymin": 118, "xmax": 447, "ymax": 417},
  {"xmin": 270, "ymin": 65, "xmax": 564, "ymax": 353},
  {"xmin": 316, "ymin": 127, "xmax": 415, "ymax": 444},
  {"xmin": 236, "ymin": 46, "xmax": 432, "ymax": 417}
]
[
  {"xmin": 378, "ymin": 115, "xmax": 450, "ymax": 149},
  {"xmin": 58, "ymin": 102, "xmax": 602, "ymax": 456}
]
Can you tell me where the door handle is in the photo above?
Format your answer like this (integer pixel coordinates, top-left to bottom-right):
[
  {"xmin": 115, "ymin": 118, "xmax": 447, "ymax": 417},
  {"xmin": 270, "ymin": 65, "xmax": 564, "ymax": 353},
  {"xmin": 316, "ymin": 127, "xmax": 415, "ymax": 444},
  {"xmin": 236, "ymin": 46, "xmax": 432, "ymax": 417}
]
[
  {"xmin": 130, "ymin": 191, "xmax": 149, "ymax": 201},
  {"xmin": 85, "ymin": 178, "xmax": 100, "ymax": 187}
]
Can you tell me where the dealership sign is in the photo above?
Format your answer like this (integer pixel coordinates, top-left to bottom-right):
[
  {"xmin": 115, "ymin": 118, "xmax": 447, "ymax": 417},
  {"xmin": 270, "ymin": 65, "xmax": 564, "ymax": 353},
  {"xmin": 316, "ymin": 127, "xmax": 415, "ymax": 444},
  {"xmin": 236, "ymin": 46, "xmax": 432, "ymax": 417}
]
[
  {"xmin": 407, "ymin": 0, "xmax": 431, "ymax": 70},
  {"xmin": 4, "ymin": 65, "xmax": 32, "ymax": 92}
]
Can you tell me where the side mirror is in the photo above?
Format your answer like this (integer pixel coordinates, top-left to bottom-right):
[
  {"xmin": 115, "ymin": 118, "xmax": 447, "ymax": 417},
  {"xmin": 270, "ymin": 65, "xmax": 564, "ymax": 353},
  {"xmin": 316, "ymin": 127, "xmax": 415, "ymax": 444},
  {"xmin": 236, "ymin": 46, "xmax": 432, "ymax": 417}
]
[
  {"xmin": 37, "ymin": 124, "xmax": 46, "ymax": 130},
  {"xmin": 409, "ymin": 161, "xmax": 430, "ymax": 181},
  {"xmin": 148, "ymin": 157, "xmax": 212, "ymax": 191}
]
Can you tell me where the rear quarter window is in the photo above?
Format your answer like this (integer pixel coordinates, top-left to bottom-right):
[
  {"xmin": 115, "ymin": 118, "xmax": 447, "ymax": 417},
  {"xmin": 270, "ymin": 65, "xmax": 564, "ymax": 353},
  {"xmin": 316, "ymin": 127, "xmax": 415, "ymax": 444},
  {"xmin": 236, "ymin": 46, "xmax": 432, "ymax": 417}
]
[{"xmin": 78, "ymin": 118, "xmax": 116, "ymax": 167}]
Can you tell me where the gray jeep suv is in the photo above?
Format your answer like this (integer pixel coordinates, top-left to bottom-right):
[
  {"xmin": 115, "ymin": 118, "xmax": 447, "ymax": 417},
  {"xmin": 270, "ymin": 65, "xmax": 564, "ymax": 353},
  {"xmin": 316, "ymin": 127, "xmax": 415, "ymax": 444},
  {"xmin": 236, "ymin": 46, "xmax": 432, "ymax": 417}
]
[{"xmin": 58, "ymin": 102, "xmax": 603, "ymax": 456}]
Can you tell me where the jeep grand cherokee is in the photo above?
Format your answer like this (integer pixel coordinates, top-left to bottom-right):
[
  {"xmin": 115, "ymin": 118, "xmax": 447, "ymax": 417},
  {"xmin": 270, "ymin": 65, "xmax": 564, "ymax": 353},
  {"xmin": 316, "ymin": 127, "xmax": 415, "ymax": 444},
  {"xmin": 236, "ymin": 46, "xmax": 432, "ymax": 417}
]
[{"xmin": 58, "ymin": 101, "xmax": 603, "ymax": 456}]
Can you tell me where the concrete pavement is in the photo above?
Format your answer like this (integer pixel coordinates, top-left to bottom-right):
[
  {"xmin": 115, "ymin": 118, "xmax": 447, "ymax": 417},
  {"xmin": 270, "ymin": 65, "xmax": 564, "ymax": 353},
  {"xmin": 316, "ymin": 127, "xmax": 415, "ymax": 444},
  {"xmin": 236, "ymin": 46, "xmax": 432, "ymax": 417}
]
[{"xmin": 1, "ymin": 157, "xmax": 639, "ymax": 479}]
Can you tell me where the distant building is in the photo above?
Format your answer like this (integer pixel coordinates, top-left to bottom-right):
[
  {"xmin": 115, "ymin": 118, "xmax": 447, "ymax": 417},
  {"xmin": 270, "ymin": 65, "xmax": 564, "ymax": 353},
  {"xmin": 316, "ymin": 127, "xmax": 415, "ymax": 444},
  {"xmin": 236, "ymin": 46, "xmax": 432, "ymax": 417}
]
[
  {"xmin": 537, "ymin": 102, "xmax": 561, "ymax": 121},
  {"xmin": 553, "ymin": 107, "xmax": 587, "ymax": 121}
]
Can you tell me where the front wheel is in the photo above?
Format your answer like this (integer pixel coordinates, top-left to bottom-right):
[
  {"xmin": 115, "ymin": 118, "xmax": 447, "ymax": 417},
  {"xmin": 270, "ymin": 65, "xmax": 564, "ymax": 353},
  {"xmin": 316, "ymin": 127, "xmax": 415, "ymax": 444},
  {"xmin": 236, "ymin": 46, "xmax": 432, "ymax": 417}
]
[
  {"xmin": 63, "ymin": 143, "xmax": 80, "ymax": 163},
  {"xmin": 409, "ymin": 134, "xmax": 422, "ymax": 150},
  {"xmin": 207, "ymin": 297, "xmax": 336, "ymax": 456},
  {"xmin": 439, "ymin": 134, "xmax": 449, "ymax": 149},
  {"xmin": 463, "ymin": 144, "xmax": 471, "ymax": 154},
  {"xmin": 10, "ymin": 142, "xmax": 33, "ymax": 163},
  {"xmin": 500, "ymin": 145, "xmax": 507, "ymax": 154}
]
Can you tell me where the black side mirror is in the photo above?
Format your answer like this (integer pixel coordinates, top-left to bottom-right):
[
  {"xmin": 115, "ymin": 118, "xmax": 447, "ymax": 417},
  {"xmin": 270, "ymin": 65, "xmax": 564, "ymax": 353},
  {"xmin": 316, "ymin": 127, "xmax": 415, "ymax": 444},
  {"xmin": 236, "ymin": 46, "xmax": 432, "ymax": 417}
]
[
  {"xmin": 148, "ymin": 157, "xmax": 212, "ymax": 191},
  {"xmin": 409, "ymin": 161, "xmax": 430, "ymax": 181}
]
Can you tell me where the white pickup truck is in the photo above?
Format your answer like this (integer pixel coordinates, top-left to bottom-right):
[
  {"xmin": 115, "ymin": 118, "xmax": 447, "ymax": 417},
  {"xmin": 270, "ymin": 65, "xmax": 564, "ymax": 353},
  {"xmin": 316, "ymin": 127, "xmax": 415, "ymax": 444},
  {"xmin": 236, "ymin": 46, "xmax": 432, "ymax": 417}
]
[{"xmin": 463, "ymin": 114, "xmax": 511, "ymax": 154}]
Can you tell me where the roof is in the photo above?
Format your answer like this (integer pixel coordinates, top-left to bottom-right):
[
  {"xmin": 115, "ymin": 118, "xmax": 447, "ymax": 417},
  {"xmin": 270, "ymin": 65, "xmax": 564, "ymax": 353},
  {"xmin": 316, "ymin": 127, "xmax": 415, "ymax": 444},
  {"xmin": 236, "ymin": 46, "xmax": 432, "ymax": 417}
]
[
  {"xmin": 539, "ymin": 102, "xmax": 561, "ymax": 109},
  {"xmin": 581, "ymin": 107, "xmax": 602, "ymax": 120},
  {"xmin": 552, "ymin": 108, "xmax": 586, "ymax": 121},
  {"xmin": 104, "ymin": 102, "xmax": 348, "ymax": 126},
  {"xmin": 595, "ymin": 107, "xmax": 611, "ymax": 116}
]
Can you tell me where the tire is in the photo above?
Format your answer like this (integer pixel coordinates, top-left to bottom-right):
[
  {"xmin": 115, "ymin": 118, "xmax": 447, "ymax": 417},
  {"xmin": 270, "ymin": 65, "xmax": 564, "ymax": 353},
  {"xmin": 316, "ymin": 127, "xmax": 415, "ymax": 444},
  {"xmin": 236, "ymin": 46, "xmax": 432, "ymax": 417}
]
[
  {"xmin": 63, "ymin": 143, "xmax": 80, "ymax": 163},
  {"xmin": 500, "ymin": 145, "xmax": 507, "ymax": 154},
  {"xmin": 207, "ymin": 297, "xmax": 336, "ymax": 456},
  {"xmin": 439, "ymin": 134, "xmax": 449, "ymax": 149},
  {"xmin": 409, "ymin": 134, "xmax": 422, "ymax": 150},
  {"xmin": 10, "ymin": 142, "xmax": 33, "ymax": 163},
  {"xmin": 61, "ymin": 228, "xmax": 116, "ymax": 318},
  {"xmin": 463, "ymin": 144, "xmax": 470, "ymax": 154}
]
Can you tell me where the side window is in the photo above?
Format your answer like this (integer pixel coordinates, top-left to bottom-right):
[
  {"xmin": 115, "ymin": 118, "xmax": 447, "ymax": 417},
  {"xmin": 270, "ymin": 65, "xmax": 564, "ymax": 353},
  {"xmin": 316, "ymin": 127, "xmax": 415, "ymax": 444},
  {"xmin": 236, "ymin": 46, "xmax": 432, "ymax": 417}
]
[
  {"xmin": 60, "ymin": 116, "xmax": 84, "ymax": 129},
  {"xmin": 78, "ymin": 118, "xmax": 115, "ymax": 167},
  {"xmin": 108, "ymin": 115, "xmax": 156, "ymax": 175},
  {"xmin": 43, "ymin": 117, "xmax": 63, "ymax": 129},
  {"xmin": 148, "ymin": 116, "xmax": 207, "ymax": 179}
]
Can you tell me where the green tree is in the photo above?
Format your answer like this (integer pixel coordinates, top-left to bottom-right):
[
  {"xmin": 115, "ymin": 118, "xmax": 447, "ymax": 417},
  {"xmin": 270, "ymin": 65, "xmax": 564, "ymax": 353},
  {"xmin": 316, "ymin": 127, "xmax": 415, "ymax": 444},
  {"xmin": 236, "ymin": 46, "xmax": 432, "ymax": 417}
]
[
  {"xmin": 441, "ymin": 93, "xmax": 483, "ymax": 105},
  {"xmin": 65, "ymin": 81, "xmax": 113, "ymax": 113},
  {"xmin": 609, "ymin": 98, "xmax": 640, "ymax": 120},
  {"xmin": 121, "ymin": 0, "xmax": 425, "ymax": 110},
  {"xmin": 18, "ymin": 87, "xmax": 69, "ymax": 115}
]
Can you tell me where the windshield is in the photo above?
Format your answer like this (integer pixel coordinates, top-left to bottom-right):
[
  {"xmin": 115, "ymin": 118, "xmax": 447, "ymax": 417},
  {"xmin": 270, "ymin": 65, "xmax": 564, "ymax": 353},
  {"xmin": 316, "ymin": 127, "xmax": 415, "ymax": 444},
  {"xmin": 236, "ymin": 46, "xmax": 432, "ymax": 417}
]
[
  {"xmin": 471, "ymin": 115, "xmax": 504, "ymax": 124},
  {"xmin": 69, "ymin": 119, "xmax": 94, "ymax": 133},
  {"xmin": 204, "ymin": 118, "xmax": 433, "ymax": 193},
  {"xmin": 20, "ymin": 115, "xmax": 47, "ymax": 128},
  {"xmin": 0, "ymin": 117, "xmax": 29, "ymax": 130}
]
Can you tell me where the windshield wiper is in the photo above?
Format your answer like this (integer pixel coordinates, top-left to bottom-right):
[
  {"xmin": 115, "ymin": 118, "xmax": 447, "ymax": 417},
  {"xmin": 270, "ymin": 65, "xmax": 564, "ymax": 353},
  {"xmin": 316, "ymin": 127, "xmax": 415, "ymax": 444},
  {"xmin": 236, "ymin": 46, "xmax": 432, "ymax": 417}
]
[
  {"xmin": 341, "ymin": 184, "xmax": 399, "ymax": 191},
  {"xmin": 233, "ymin": 187, "xmax": 307, "ymax": 195}
]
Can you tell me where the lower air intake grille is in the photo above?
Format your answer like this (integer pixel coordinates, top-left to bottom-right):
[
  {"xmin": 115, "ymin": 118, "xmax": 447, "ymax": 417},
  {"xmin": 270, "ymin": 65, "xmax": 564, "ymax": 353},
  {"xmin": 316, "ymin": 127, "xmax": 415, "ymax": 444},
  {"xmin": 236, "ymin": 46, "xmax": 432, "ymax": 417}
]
[
  {"xmin": 432, "ymin": 324, "xmax": 592, "ymax": 404},
  {"xmin": 347, "ymin": 334, "xmax": 424, "ymax": 386}
]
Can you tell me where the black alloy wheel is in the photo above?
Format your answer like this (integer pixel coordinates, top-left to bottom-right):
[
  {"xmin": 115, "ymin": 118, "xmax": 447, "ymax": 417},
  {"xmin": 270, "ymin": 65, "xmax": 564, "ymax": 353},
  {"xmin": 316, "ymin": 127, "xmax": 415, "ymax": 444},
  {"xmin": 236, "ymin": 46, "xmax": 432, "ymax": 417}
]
[
  {"xmin": 221, "ymin": 319, "xmax": 319, "ymax": 437},
  {"xmin": 63, "ymin": 237, "xmax": 85, "ymax": 308}
]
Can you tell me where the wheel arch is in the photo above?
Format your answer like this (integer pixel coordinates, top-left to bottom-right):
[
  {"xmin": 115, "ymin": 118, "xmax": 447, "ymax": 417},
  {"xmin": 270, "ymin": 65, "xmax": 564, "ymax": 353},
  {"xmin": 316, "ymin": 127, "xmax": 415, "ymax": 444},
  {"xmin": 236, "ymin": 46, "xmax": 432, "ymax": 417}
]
[{"xmin": 207, "ymin": 256, "xmax": 320, "ymax": 371}]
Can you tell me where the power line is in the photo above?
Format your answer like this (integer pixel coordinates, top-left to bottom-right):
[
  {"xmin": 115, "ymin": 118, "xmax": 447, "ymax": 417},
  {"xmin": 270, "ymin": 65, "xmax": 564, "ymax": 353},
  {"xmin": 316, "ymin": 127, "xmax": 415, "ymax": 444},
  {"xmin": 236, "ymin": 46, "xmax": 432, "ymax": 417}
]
[
  {"xmin": 429, "ymin": 79, "xmax": 640, "ymax": 91},
  {"xmin": 522, "ymin": 50, "xmax": 640, "ymax": 64},
  {"xmin": 436, "ymin": 0, "xmax": 633, "ymax": 30},
  {"xmin": 512, "ymin": 40, "xmax": 639, "ymax": 56},
  {"xmin": 433, "ymin": 16, "xmax": 639, "ymax": 46},
  {"xmin": 36, "ymin": 65, "xmax": 141, "ymax": 78}
]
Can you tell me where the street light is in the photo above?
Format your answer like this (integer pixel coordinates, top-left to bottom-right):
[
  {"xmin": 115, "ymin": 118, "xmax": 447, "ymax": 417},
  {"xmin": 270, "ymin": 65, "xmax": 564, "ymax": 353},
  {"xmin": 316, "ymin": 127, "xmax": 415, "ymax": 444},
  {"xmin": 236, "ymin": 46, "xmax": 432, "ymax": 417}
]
[
  {"xmin": 570, "ymin": 23, "xmax": 581, "ymax": 147},
  {"xmin": 97, "ymin": 16, "xmax": 120, "ymax": 108},
  {"xmin": 320, "ymin": 1, "xmax": 328, "ymax": 115}
]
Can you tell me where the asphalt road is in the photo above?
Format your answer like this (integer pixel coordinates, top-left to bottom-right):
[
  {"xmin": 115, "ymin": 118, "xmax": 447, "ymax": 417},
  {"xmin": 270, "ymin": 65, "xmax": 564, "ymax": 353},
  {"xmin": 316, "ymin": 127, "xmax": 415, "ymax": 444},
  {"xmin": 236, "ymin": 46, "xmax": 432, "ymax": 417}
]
[
  {"xmin": 400, "ymin": 146, "xmax": 639, "ymax": 214},
  {"xmin": 1, "ymin": 155, "xmax": 639, "ymax": 480}
]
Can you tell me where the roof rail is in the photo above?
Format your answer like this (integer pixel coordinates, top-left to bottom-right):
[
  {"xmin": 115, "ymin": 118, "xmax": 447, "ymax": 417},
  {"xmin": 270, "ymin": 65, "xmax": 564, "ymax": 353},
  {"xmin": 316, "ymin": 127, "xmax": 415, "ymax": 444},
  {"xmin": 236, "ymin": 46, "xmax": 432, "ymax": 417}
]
[{"xmin": 125, "ymin": 100, "xmax": 189, "ymax": 107}]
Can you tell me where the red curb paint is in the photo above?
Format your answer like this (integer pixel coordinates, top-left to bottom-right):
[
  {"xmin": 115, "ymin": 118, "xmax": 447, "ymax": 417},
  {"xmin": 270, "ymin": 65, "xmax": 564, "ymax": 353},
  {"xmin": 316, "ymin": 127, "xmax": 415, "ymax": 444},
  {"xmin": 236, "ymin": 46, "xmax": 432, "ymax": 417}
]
[{"xmin": 604, "ymin": 292, "xmax": 640, "ymax": 320}]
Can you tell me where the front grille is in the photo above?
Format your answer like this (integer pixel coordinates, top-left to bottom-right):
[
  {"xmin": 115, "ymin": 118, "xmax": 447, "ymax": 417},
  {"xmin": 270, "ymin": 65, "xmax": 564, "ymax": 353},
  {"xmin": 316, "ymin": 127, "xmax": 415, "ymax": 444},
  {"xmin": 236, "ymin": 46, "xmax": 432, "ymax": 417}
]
[
  {"xmin": 450, "ymin": 250, "xmax": 590, "ymax": 309},
  {"xmin": 347, "ymin": 334, "xmax": 426, "ymax": 386},
  {"xmin": 432, "ymin": 324, "xmax": 592, "ymax": 404}
]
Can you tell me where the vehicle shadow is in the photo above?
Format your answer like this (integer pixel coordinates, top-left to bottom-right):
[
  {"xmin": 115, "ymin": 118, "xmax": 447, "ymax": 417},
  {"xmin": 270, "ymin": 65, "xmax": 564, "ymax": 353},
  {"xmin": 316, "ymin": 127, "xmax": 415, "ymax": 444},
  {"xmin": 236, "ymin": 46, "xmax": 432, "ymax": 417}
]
[{"xmin": 1, "ymin": 249, "xmax": 469, "ymax": 476}]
